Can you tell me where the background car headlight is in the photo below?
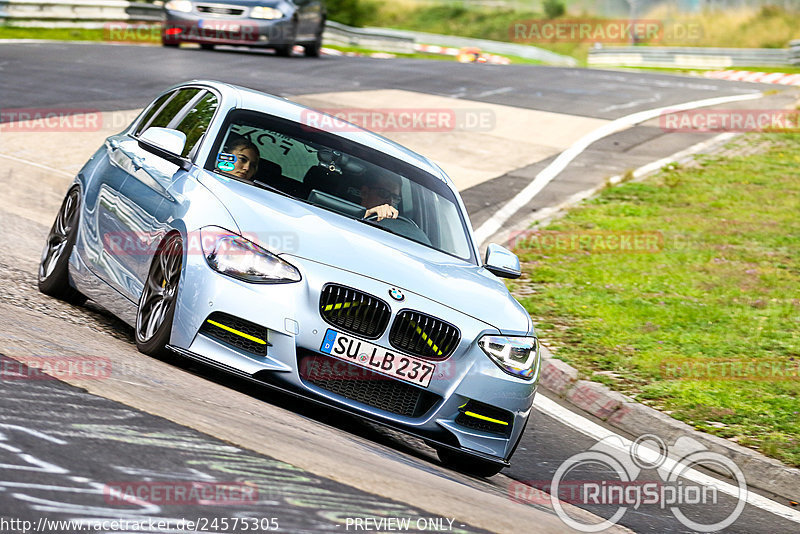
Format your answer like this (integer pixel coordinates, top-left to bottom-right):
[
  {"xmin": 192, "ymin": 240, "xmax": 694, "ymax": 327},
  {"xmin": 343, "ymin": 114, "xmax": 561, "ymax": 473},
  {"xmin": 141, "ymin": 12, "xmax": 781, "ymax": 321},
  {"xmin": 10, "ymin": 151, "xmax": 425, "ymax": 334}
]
[
  {"xmin": 200, "ymin": 227, "xmax": 301, "ymax": 284},
  {"xmin": 250, "ymin": 6, "xmax": 283, "ymax": 19},
  {"xmin": 164, "ymin": 0, "xmax": 193, "ymax": 13},
  {"xmin": 478, "ymin": 335, "xmax": 540, "ymax": 379}
]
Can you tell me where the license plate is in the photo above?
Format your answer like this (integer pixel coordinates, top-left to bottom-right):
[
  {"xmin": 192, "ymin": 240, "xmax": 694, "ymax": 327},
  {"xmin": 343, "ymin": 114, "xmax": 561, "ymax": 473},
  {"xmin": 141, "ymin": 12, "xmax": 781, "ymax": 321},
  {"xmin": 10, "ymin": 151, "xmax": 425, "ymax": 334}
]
[
  {"xmin": 198, "ymin": 20, "xmax": 240, "ymax": 32},
  {"xmin": 320, "ymin": 329, "xmax": 435, "ymax": 388}
]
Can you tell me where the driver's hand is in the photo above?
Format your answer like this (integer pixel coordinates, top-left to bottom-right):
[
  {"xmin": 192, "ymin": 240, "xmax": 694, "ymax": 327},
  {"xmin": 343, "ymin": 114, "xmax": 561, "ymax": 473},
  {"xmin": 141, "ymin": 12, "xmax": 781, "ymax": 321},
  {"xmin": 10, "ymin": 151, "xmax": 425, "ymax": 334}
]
[{"xmin": 364, "ymin": 204, "xmax": 398, "ymax": 222}]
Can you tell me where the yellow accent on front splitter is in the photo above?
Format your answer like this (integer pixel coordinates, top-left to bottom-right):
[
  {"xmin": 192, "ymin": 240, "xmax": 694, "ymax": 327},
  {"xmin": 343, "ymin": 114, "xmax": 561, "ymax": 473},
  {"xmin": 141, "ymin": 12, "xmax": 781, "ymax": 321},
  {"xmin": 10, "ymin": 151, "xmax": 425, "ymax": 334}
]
[
  {"xmin": 207, "ymin": 319, "xmax": 267, "ymax": 345},
  {"xmin": 464, "ymin": 411, "xmax": 509, "ymax": 425}
]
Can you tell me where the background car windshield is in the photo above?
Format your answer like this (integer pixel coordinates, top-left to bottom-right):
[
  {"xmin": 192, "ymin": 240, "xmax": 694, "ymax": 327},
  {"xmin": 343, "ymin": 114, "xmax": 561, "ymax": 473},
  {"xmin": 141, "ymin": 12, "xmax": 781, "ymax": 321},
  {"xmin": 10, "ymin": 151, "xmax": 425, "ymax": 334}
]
[{"xmin": 207, "ymin": 111, "xmax": 475, "ymax": 262}]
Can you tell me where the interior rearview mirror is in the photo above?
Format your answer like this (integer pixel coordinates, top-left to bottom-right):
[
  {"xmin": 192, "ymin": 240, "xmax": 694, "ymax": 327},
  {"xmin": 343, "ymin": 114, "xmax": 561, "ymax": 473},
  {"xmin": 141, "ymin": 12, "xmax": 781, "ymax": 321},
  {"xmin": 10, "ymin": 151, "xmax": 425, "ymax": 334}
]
[{"xmin": 484, "ymin": 243, "xmax": 521, "ymax": 279}]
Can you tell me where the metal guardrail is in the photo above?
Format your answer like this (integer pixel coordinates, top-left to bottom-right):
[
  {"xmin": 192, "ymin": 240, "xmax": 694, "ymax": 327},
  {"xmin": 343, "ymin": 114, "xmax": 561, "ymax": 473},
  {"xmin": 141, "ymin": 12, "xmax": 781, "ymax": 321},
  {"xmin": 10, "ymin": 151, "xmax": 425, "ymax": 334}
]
[
  {"xmin": 323, "ymin": 20, "xmax": 415, "ymax": 55},
  {"xmin": 790, "ymin": 39, "xmax": 800, "ymax": 65},
  {"xmin": 0, "ymin": 0, "xmax": 162, "ymax": 27},
  {"xmin": 588, "ymin": 46, "xmax": 794, "ymax": 68}
]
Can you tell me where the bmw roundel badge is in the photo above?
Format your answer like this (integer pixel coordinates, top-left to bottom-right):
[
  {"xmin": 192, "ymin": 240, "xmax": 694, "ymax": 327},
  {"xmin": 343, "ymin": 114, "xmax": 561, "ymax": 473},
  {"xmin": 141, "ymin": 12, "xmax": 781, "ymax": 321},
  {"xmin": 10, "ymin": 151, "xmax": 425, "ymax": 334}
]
[{"xmin": 389, "ymin": 287, "xmax": 404, "ymax": 301}]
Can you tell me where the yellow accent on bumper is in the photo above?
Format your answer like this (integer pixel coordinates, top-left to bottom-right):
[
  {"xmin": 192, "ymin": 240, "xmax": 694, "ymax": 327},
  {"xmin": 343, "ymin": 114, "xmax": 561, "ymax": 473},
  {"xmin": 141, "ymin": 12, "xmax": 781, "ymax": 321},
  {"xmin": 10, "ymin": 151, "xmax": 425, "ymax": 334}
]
[
  {"xmin": 206, "ymin": 319, "xmax": 267, "ymax": 345},
  {"xmin": 463, "ymin": 411, "xmax": 509, "ymax": 426},
  {"xmin": 408, "ymin": 319, "xmax": 443, "ymax": 356},
  {"xmin": 323, "ymin": 301, "xmax": 361, "ymax": 312}
]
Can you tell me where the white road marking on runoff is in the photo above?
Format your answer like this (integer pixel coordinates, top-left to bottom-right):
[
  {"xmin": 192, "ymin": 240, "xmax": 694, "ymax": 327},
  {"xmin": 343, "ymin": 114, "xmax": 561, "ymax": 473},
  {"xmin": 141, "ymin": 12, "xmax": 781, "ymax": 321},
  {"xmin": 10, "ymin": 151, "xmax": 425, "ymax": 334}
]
[
  {"xmin": 599, "ymin": 94, "xmax": 662, "ymax": 113},
  {"xmin": 535, "ymin": 394, "xmax": 800, "ymax": 524},
  {"xmin": 0, "ymin": 153, "xmax": 74, "ymax": 177},
  {"xmin": 475, "ymin": 87, "xmax": 514, "ymax": 98},
  {"xmin": 473, "ymin": 92, "xmax": 764, "ymax": 245}
]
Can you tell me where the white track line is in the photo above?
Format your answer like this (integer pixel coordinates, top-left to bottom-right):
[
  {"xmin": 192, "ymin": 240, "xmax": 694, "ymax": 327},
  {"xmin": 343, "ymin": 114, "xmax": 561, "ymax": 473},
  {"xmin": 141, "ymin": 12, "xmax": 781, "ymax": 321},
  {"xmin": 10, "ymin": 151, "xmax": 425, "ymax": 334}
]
[
  {"xmin": 473, "ymin": 92, "xmax": 764, "ymax": 245},
  {"xmin": 535, "ymin": 395, "xmax": 800, "ymax": 524},
  {"xmin": 0, "ymin": 153, "xmax": 74, "ymax": 177}
]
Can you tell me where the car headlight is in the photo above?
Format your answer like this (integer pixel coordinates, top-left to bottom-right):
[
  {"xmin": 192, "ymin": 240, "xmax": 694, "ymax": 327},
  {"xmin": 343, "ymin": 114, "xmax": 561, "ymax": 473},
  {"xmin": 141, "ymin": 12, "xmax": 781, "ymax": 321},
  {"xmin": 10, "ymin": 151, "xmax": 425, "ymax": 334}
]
[
  {"xmin": 478, "ymin": 335, "xmax": 540, "ymax": 379},
  {"xmin": 164, "ymin": 0, "xmax": 193, "ymax": 13},
  {"xmin": 200, "ymin": 227, "xmax": 301, "ymax": 284},
  {"xmin": 250, "ymin": 6, "xmax": 283, "ymax": 19}
]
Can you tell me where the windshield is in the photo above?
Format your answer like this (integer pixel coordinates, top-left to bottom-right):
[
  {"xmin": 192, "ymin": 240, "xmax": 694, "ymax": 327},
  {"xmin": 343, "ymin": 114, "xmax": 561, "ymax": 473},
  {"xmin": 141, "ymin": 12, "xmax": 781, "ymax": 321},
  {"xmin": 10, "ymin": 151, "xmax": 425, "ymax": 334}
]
[{"xmin": 205, "ymin": 109, "xmax": 476, "ymax": 263}]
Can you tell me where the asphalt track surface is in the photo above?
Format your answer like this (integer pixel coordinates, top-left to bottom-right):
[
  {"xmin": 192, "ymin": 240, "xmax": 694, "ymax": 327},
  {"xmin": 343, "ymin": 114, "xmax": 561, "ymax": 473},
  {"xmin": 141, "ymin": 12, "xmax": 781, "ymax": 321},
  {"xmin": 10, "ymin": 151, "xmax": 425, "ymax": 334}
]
[{"xmin": 1, "ymin": 42, "xmax": 799, "ymax": 533}]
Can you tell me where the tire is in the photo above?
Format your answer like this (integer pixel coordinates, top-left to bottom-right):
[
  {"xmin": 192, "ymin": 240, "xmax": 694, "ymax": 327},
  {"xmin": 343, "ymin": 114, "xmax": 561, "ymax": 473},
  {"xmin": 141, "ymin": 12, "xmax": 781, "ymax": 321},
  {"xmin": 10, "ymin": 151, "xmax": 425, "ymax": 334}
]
[
  {"xmin": 436, "ymin": 447, "xmax": 506, "ymax": 477},
  {"xmin": 38, "ymin": 187, "xmax": 87, "ymax": 305},
  {"xmin": 274, "ymin": 21, "xmax": 296, "ymax": 57},
  {"xmin": 135, "ymin": 233, "xmax": 183, "ymax": 357},
  {"xmin": 303, "ymin": 21, "xmax": 324, "ymax": 57},
  {"xmin": 200, "ymin": 43, "xmax": 215, "ymax": 51},
  {"xmin": 162, "ymin": 40, "xmax": 179, "ymax": 48}
]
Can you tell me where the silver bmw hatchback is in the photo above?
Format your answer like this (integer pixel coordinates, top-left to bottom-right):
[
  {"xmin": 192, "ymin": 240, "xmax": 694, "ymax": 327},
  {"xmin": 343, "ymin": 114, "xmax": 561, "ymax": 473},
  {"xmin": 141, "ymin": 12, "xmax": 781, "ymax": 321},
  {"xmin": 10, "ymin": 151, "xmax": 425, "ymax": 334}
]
[{"xmin": 38, "ymin": 80, "xmax": 540, "ymax": 476}]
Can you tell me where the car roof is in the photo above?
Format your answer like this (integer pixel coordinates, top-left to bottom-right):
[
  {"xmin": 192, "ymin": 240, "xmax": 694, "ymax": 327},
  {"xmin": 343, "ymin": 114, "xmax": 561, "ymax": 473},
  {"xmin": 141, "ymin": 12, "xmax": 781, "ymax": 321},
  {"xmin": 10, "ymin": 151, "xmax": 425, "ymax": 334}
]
[{"xmin": 176, "ymin": 79, "xmax": 455, "ymax": 189}]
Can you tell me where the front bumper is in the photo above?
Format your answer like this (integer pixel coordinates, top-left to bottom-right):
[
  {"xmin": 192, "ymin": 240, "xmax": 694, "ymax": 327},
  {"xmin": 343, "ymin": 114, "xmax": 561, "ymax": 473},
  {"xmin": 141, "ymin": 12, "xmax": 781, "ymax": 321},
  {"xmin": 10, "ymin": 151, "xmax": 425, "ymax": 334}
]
[
  {"xmin": 170, "ymin": 250, "xmax": 539, "ymax": 462},
  {"xmin": 163, "ymin": 12, "xmax": 293, "ymax": 46}
]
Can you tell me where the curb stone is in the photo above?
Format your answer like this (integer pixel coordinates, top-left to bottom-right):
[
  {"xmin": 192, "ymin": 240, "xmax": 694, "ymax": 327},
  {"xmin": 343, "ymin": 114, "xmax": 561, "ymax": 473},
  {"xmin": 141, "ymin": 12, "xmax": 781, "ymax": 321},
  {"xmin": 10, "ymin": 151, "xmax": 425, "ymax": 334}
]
[{"xmin": 538, "ymin": 346, "xmax": 800, "ymax": 502}]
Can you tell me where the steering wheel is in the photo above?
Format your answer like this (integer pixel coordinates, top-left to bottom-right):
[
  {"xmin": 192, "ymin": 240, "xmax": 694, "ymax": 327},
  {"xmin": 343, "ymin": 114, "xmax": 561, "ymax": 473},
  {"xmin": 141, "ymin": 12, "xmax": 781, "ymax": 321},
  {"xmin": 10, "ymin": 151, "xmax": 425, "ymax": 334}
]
[
  {"xmin": 364, "ymin": 213, "xmax": 431, "ymax": 245},
  {"xmin": 365, "ymin": 213, "xmax": 421, "ymax": 230}
]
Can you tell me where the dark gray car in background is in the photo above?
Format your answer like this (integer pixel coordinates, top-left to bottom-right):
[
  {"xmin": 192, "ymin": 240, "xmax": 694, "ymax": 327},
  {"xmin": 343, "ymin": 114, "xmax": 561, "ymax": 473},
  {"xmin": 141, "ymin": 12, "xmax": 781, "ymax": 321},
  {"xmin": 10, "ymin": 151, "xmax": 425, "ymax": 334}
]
[{"xmin": 162, "ymin": 0, "xmax": 326, "ymax": 57}]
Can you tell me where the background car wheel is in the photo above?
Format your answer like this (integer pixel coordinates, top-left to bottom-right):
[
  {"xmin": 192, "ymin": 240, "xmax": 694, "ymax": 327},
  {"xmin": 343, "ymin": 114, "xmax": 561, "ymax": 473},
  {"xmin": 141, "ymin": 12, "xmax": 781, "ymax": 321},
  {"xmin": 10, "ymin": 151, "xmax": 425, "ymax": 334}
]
[
  {"xmin": 274, "ymin": 21, "xmax": 297, "ymax": 57},
  {"xmin": 38, "ymin": 186, "xmax": 87, "ymax": 305},
  {"xmin": 162, "ymin": 41, "xmax": 179, "ymax": 48},
  {"xmin": 135, "ymin": 233, "xmax": 183, "ymax": 357},
  {"xmin": 304, "ymin": 21, "xmax": 324, "ymax": 57},
  {"xmin": 200, "ymin": 44, "xmax": 215, "ymax": 50},
  {"xmin": 436, "ymin": 447, "xmax": 506, "ymax": 477}
]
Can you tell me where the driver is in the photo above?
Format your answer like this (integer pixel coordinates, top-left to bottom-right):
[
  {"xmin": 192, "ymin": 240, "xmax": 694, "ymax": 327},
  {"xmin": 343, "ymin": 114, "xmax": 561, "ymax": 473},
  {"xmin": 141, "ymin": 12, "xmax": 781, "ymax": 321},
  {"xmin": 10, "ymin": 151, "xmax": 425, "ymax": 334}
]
[{"xmin": 361, "ymin": 174, "xmax": 401, "ymax": 222}]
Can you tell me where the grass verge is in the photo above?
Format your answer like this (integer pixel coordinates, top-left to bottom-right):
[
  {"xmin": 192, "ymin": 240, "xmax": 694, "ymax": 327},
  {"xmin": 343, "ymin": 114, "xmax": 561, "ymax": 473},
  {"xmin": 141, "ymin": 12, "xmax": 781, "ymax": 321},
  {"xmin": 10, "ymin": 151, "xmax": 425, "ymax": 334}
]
[{"xmin": 508, "ymin": 133, "xmax": 800, "ymax": 467}]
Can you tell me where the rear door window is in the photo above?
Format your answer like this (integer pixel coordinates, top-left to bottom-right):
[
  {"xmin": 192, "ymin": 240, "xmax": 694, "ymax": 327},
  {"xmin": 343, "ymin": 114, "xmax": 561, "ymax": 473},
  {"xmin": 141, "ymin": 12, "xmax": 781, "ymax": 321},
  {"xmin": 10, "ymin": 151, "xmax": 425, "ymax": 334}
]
[
  {"xmin": 137, "ymin": 88, "xmax": 201, "ymax": 135},
  {"xmin": 175, "ymin": 92, "xmax": 219, "ymax": 157}
]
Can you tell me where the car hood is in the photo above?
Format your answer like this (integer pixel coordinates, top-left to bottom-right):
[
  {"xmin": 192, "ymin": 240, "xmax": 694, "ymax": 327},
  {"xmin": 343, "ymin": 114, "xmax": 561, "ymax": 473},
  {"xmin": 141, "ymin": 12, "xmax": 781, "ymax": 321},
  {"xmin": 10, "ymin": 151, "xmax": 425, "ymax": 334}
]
[{"xmin": 198, "ymin": 174, "xmax": 531, "ymax": 333}]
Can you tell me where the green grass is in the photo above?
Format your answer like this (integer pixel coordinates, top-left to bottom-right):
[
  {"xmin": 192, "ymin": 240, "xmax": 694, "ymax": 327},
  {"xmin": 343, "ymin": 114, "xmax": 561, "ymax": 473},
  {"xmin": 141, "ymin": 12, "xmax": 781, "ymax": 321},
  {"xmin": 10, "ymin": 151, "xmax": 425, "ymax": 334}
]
[
  {"xmin": 509, "ymin": 133, "xmax": 800, "ymax": 466},
  {"xmin": 0, "ymin": 27, "xmax": 107, "ymax": 41}
]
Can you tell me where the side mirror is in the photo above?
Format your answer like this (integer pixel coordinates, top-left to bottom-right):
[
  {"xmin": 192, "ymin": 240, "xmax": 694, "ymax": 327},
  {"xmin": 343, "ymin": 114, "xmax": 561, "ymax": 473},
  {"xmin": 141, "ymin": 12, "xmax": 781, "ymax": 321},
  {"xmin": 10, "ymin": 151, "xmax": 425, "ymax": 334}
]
[
  {"xmin": 484, "ymin": 243, "xmax": 521, "ymax": 279},
  {"xmin": 138, "ymin": 127, "xmax": 192, "ymax": 171},
  {"xmin": 139, "ymin": 127, "xmax": 186, "ymax": 155}
]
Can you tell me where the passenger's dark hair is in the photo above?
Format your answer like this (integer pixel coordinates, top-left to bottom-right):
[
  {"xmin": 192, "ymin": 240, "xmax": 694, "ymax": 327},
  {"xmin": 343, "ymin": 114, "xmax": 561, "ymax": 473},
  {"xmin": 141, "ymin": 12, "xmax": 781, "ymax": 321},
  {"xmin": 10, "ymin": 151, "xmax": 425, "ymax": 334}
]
[{"xmin": 223, "ymin": 135, "xmax": 259, "ymax": 156}]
